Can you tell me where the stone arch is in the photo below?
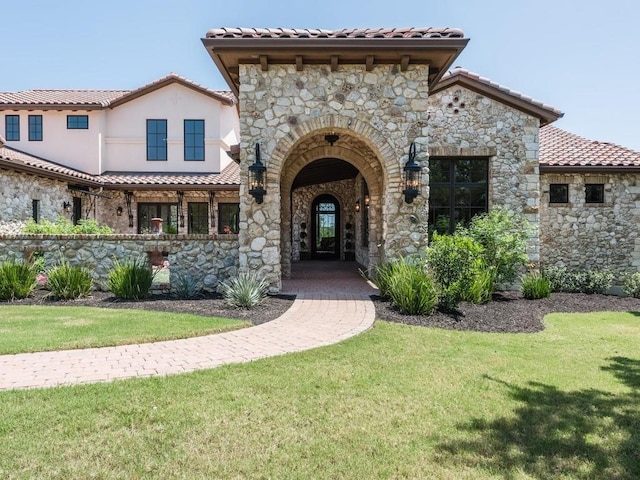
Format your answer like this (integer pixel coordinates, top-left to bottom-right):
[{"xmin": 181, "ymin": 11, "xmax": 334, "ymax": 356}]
[{"xmin": 278, "ymin": 118, "xmax": 397, "ymax": 278}]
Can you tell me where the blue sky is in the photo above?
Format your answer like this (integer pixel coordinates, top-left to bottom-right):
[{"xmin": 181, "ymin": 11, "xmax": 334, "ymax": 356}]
[{"xmin": 4, "ymin": 0, "xmax": 639, "ymax": 150}]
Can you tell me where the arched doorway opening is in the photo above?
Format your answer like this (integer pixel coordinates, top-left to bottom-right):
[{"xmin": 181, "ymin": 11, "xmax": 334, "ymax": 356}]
[{"xmin": 311, "ymin": 194, "xmax": 340, "ymax": 259}]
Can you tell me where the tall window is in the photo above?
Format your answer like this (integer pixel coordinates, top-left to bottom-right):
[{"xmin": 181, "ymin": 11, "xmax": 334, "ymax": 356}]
[
  {"xmin": 428, "ymin": 157, "xmax": 488, "ymax": 234},
  {"xmin": 32, "ymin": 199, "xmax": 40, "ymax": 223},
  {"xmin": 146, "ymin": 119, "xmax": 167, "ymax": 161},
  {"xmin": 67, "ymin": 115, "xmax": 88, "ymax": 129},
  {"xmin": 137, "ymin": 203, "xmax": 178, "ymax": 233},
  {"xmin": 184, "ymin": 120, "xmax": 205, "ymax": 161},
  {"xmin": 28, "ymin": 115, "xmax": 42, "ymax": 141},
  {"xmin": 5, "ymin": 115, "xmax": 19, "ymax": 141},
  {"xmin": 188, "ymin": 202, "xmax": 209, "ymax": 234},
  {"xmin": 218, "ymin": 203, "xmax": 239, "ymax": 234}
]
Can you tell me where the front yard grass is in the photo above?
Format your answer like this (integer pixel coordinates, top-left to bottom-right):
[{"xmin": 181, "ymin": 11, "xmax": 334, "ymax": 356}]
[
  {"xmin": 0, "ymin": 306, "xmax": 249, "ymax": 354},
  {"xmin": 1, "ymin": 311, "xmax": 639, "ymax": 479}
]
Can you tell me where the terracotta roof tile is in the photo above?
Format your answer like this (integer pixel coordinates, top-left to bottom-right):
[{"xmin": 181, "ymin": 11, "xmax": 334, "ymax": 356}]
[
  {"xmin": 0, "ymin": 89, "xmax": 129, "ymax": 107},
  {"xmin": 0, "ymin": 74, "xmax": 236, "ymax": 108},
  {"xmin": 540, "ymin": 125, "xmax": 640, "ymax": 168},
  {"xmin": 205, "ymin": 27, "xmax": 465, "ymax": 39},
  {"xmin": 99, "ymin": 162, "xmax": 240, "ymax": 187}
]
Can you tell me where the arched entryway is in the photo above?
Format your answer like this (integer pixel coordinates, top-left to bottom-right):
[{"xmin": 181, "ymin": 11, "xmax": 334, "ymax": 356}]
[{"xmin": 311, "ymin": 194, "xmax": 340, "ymax": 259}]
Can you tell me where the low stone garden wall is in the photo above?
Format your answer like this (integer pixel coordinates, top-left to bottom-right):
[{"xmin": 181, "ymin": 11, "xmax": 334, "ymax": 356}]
[{"xmin": 0, "ymin": 234, "xmax": 240, "ymax": 294}]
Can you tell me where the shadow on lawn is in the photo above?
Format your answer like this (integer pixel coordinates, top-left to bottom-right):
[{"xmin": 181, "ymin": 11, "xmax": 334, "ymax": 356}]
[{"xmin": 436, "ymin": 357, "xmax": 640, "ymax": 479}]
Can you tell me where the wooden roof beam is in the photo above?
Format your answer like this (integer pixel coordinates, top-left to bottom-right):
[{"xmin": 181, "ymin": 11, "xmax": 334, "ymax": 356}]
[
  {"xmin": 365, "ymin": 55, "xmax": 374, "ymax": 72},
  {"xmin": 400, "ymin": 55, "xmax": 410, "ymax": 72},
  {"xmin": 259, "ymin": 55, "xmax": 268, "ymax": 71}
]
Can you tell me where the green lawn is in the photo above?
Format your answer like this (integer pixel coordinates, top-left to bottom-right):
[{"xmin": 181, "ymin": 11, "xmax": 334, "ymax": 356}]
[
  {"xmin": 1, "ymin": 311, "xmax": 639, "ymax": 479},
  {"xmin": 0, "ymin": 306, "xmax": 249, "ymax": 354}
]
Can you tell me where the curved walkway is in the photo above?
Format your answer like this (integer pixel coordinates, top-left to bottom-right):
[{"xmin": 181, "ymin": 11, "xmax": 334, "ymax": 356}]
[{"xmin": 0, "ymin": 261, "xmax": 377, "ymax": 391}]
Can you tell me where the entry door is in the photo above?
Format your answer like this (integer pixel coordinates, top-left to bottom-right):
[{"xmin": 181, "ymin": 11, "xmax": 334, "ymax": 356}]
[{"xmin": 312, "ymin": 194, "xmax": 340, "ymax": 259}]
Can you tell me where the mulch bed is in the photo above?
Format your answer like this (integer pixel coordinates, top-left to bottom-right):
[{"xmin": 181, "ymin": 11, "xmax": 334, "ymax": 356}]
[
  {"xmin": 5, "ymin": 289, "xmax": 640, "ymax": 333},
  {"xmin": 372, "ymin": 291, "xmax": 640, "ymax": 333},
  {"xmin": 3, "ymin": 290, "xmax": 296, "ymax": 326}
]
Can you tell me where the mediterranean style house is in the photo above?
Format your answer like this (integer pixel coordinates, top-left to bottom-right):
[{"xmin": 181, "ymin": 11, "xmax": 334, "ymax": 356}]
[{"xmin": 1, "ymin": 27, "xmax": 639, "ymax": 292}]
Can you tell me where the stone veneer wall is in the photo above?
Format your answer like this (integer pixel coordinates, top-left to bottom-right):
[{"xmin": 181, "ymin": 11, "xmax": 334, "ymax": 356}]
[
  {"xmin": 238, "ymin": 63, "xmax": 432, "ymax": 289},
  {"xmin": 0, "ymin": 169, "xmax": 75, "ymax": 234},
  {"xmin": 540, "ymin": 172, "xmax": 640, "ymax": 277},
  {"xmin": 427, "ymin": 86, "xmax": 541, "ymax": 262},
  {"xmin": 291, "ymin": 179, "xmax": 357, "ymax": 261},
  {"xmin": 0, "ymin": 234, "xmax": 239, "ymax": 293}
]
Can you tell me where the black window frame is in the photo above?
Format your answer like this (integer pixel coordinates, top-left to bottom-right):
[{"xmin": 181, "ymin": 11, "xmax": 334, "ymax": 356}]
[
  {"xmin": 137, "ymin": 203, "xmax": 179, "ymax": 234},
  {"xmin": 218, "ymin": 203, "xmax": 240, "ymax": 234},
  {"xmin": 28, "ymin": 115, "xmax": 42, "ymax": 141},
  {"xmin": 146, "ymin": 119, "xmax": 167, "ymax": 161},
  {"xmin": 184, "ymin": 119, "xmax": 205, "ymax": 161},
  {"xmin": 187, "ymin": 202, "xmax": 209, "ymax": 234},
  {"xmin": 428, "ymin": 157, "xmax": 489, "ymax": 234},
  {"xmin": 67, "ymin": 115, "xmax": 89, "ymax": 129},
  {"xmin": 585, "ymin": 183, "xmax": 604, "ymax": 204},
  {"xmin": 5, "ymin": 115, "xmax": 20, "ymax": 141},
  {"xmin": 549, "ymin": 183, "xmax": 569, "ymax": 204}
]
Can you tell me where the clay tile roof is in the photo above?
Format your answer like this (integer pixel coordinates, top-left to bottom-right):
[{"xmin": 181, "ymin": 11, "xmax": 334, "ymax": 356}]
[
  {"xmin": 0, "ymin": 74, "xmax": 236, "ymax": 109},
  {"xmin": 0, "ymin": 145, "xmax": 98, "ymax": 184},
  {"xmin": 540, "ymin": 125, "xmax": 640, "ymax": 168},
  {"xmin": 433, "ymin": 67, "xmax": 563, "ymax": 126},
  {"xmin": 0, "ymin": 89, "xmax": 129, "ymax": 108},
  {"xmin": 99, "ymin": 161, "xmax": 240, "ymax": 187},
  {"xmin": 205, "ymin": 27, "xmax": 465, "ymax": 39}
]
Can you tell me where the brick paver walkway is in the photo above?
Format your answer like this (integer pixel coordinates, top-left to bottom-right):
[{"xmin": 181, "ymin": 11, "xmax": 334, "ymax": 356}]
[{"xmin": 0, "ymin": 261, "xmax": 376, "ymax": 391}]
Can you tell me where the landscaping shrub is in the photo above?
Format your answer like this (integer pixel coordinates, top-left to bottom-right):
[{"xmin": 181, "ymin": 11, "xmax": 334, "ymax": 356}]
[
  {"xmin": 623, "ymin": 272, "xmax": 640, "ymax": 298},
  {"xmin": 521, "ymin": 272, "xmax": 551, "ymax": 299},
  {"xmin": 464, "ymin": 268, "xmax": 494, "ymax": 304},
  {"xmin": 173, "ymin": 272, "xmax": 202, "ymax": 299},
  {"xmin": 426, "ymin": 233, "xmax": 485, "ymax": 312},
  {"xmin": 107, "ymin": 257, "xmax": 155, "ymax": 300},
  {"xmin": 459, "ymin": 208, "xmax": 531, "ymax": 286},
  {"xmin": 542, "ymin": 265, "xmax": 613, "ymax": 294},
  {"xmin": 46, "ymin": 259, "xmax": 93, "ymax": 300},
  {"xmin": 382, "ymin": 257, "xmax": 438, "ymax": 315},
  {"xmin": 371, "ymin": 259, "xmax": 399, "ymax": 300},
  {"xmin": 221, "ymin": 271, "xmax": 269, "ymax": 308},
  {"xmin": 0, "ymin": 259, "xmax": 38, "ymax": 300},
  {"xmin": 22, "ymin": 216, "xmax": 113, "ymax": 234}
]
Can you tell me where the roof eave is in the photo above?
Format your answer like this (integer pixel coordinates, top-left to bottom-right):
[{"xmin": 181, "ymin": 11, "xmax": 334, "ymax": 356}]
[
  {"xmin": 540, "ymin": 164, "xmax": 640, "ymax": 173},
  {"xmin": 0, "ymin": 158, "xmax": 100, "ymax": 186},
  {"xmin": 101, "ymin": 182, "xmax": 240, "ymax": 191},
  {"xmin": 0, "ymin": 104, "xmax": 105, "ymax": 111},
  {"xmin": 432, "ymin": 74, "xmax": 563, "ymax": 126}
]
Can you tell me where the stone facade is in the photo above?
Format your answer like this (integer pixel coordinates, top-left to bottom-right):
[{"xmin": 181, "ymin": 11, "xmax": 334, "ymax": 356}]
[
  {"xmin": 427, "ymin": 86, "xmax": 541, "ymax": 261},
  {"xmin": 238, "ymin": 63, "xmax": 432, "ymax": 289},
  {"xmin": 0, "ymin": 169, "xmax": 73, "ymax": 234},
  {"xmin": 540, "ymin": 172, "xmax": 640, "ymax": 277},
  {"xmin": 0, "ymin": 234, "xmax": 239, "ymax": 293}
]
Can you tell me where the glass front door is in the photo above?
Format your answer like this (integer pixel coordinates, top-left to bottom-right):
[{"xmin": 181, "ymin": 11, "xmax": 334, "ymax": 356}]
[{"xmin": 312, "ymin": 194, "xmax": 340, "ymax": 259}]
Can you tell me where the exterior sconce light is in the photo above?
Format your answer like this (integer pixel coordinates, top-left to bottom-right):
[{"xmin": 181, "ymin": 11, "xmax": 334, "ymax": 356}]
[
  {"xmin": 249, "ymin": 142, "xmax": 266, "ymax": 204},
  {"xmin": 124, "ymin": 191, "xmax": 134, "ymax": 227},
  {"xmin": 63, "ymin": 201, "xmax": 71, "ymax": 213},
  {"xmin": 402, "ymin": 142, "xmax": 421, "ymax": 204},
  {"xmin": 116, "ymin": 206, "xmax": 123, "ymax": 216},
  {"xmin": 364, "ymin": 195, "xmax": 370, "ymax": 209},
  {"xmin": 324, "ymin": 131, "xmax": 339, "ymax": 146},
  {"xmin": 355, "ymin": 200, "xmax": 361, "ymax": 212}
]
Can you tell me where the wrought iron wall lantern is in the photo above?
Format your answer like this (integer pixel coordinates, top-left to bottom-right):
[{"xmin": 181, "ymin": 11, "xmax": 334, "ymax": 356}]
[
  {"xmin": 402, "ymin": 142, "xmax": 422, "ymax": 204},
  {"xmin": 116, "ymin": 206, "xmax": 123, "ymax": 216},
  {"xmin": 355, "ymin": 200, "xmax": 361, "ymax": 212},
  {"xmin": 62, "ymin": 201, "xmax": 71, "ymax": 213},
  {"xmin": 177, "ymin": 191, "xmax": 185, "ymax": 228},
  {"xmin": 324, "ymin": 131, "xmax": 339, "ymax": 146},
  {"xmin": 249, "ymin": 143, "xmax": 267, "ymax": 204},
  {"xmin": 124, "ymin": 191, "xmax": 134, "ymax": 227}
]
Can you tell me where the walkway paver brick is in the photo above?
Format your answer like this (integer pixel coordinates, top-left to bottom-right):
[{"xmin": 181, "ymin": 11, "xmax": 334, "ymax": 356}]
[{"xmin": 0, "ymin": 261, "xmax": 376, "ymax": 391}]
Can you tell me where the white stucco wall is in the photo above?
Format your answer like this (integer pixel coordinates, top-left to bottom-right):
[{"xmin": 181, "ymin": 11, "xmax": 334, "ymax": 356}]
[
  {"xmin": 1, "ymin": 111, "xmax": 103, "ymax": 175},
  {"xmin": 104, "ymin": 83, "xmax": 237, "ymax": 174}
]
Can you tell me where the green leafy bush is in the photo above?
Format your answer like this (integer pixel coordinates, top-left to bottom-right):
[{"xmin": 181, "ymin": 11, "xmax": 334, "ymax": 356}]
[
  {"xmin": 426, "ymin": 233, "xmax": 485, "ymax": 312},
  {"xmin": 458, "ymin": 208, "xmax": 531, "ymax": 286},
  {"xmin": 464, "ymin": 268, "xmax": 494, "ymax": 305},
  {"xmin": 107, "ymin": 257, "xmax": 155, "ymax": 300},
  {"xmin": 22, "ymin": 216, "xmax": 114, "ymax": 234},
  {"xmin": 542, "ymin": 266, "xmax": 613, "ymax": 294},
  {"xmin": 623, "ymin": 272, "xmax": 640, "ymax": 298},
  {"xmin": 521, "ymin": 272, "xmax": 551, "ymax": 300},
  {"xmin": 371, "ymin": 260, "xmax": 399, "ymax": 300},
  {"xmin": 0, "ymin": 259, "xmax": 38, "ymax": 300},
  {"xmin": 172, "ymin": 272, "xmax": 202, "ymax": 299},
  {"xmin": 46, "ymin": 259, "xmax": 93, "ymax": 300},
  {"xmin": 221, "ymin": 271, "xmax": 269, "ymax": 308},
  {"xmin": 374, "ymin": 257, "xmax": 438, "ymax": 315}
]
